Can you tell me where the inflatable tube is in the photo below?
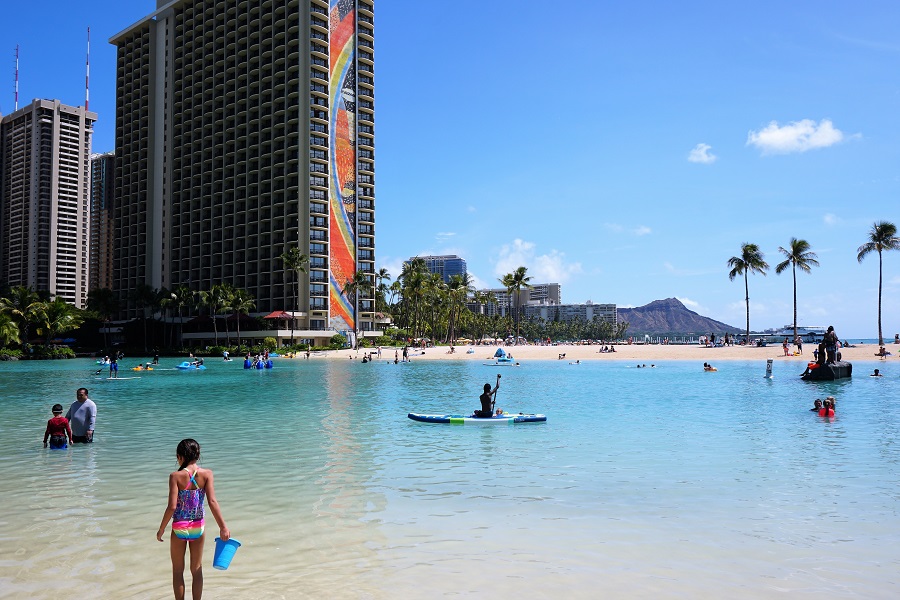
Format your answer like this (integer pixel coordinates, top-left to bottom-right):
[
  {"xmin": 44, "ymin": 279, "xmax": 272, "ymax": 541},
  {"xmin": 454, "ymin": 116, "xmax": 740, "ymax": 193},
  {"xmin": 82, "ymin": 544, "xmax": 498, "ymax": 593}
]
[
  {"xmin": 255, "ymin": 361, "xmax": 264, "ymax": 369},
  {"xmin": 265, "ymin": 359, "xmax": 273, "ymax": 369},
  {"xmin": 244, "ymin": 359, "xmax": 252, "ymax": 369}
]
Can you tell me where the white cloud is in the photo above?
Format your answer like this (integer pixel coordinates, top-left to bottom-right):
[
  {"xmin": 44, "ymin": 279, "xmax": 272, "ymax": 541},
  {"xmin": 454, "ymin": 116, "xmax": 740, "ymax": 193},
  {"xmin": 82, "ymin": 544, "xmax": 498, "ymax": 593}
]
[
  {"xmin": 436, "ymin": 232, "xmax": 456, "ymax": 243},
  {"xmin": 688, "ymin": 143, "xmax": 717, "ymax": 164},
  {"xmin": 493, "ymin": 239, "xmax": 583, "ymax": 284},
  {"xmin": 377, "ymin": 257, "xmax": 406, "ymax": 281},
  {"xmin": 466, "ymin": 205, "xmax": 477, "ymax": 213},
  {"xmin": 676, "ymin": 297, "xmax": 700, "ymax": 309},
  {"xmin": 823, "ymin": 213, "xmax": 839, "ymax": 226},
  {"xmin": 606, "ymin": 223, "xmax": 651, "ymax": 236},
  {"xmin": 747, "ymin": 119, "xmax": 848, "ymax": 155}
]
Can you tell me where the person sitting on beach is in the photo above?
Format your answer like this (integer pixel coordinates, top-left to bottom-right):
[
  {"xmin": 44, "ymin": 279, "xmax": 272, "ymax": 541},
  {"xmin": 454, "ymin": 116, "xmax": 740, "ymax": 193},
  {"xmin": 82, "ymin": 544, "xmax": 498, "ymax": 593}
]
[
  {"xmin": 877, "ymin": 346, "xmax": 887, "ymax": 359},
  {"xmin": 871, "ymin": 369, "xmax": 883, "ymax": 377},
  {"xmin": 475, "ymin": 377, "xmax": 500, "ymax": 418},
  {"xmin": 811, "ymin": 399, "xmax": 823, "ymax": 412}
]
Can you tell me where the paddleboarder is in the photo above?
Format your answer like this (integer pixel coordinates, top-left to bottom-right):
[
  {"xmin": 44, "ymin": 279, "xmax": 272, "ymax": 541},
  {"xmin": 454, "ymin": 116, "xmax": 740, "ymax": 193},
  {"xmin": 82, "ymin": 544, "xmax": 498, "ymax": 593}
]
[{"xmin": 475, "ymin": 374, "xmax": 501, "ymax": 418}]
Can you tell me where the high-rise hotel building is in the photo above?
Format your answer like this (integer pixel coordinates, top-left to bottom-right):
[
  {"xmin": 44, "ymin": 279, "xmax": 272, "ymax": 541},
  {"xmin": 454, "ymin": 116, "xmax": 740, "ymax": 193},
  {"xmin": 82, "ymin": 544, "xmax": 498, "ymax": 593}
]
[
  {"xmin": 0, "ymin": 99, "xmax": 97, "ymax": 308},
  {"xmin": 110, "ymin": 0, "xmax": 376, "ymax": 338},
  {"xmin": 89, "ymin": 152, "xmax": 116, "ymax": 291}
]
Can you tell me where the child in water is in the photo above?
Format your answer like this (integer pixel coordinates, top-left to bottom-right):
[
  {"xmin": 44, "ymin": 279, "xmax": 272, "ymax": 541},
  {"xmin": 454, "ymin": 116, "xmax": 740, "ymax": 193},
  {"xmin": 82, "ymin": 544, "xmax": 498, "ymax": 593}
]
[
  {"xmin": 156, "ymin": 438, "xmax": 230, "ymax": 600},
  {"xmin": 43, "ymin": 403, "xmax": 72, "ymax": 449}
]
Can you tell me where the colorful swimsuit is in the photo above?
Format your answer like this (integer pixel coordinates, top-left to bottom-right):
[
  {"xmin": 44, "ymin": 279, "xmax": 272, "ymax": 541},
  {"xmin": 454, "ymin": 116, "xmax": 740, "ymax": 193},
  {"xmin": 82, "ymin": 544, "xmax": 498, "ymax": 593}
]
[{"xmin": 172, "ymin": 470, "xmax": 205, "ymax": 540}]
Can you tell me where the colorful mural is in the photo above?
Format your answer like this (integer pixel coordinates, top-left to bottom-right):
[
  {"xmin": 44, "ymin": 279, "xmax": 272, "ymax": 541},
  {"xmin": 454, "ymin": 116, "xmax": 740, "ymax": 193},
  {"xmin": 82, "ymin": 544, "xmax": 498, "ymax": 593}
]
[{"xmin": 329, "ymin": 0, "xmax": 357, "ymax": 333}]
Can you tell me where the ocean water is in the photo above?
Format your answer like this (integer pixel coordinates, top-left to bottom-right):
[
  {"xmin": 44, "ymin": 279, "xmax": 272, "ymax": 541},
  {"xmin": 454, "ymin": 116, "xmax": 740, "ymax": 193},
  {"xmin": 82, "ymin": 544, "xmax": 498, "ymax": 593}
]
[{"xmin": 0, "ymin": 357, "xmax": 898, "ymax": 599}]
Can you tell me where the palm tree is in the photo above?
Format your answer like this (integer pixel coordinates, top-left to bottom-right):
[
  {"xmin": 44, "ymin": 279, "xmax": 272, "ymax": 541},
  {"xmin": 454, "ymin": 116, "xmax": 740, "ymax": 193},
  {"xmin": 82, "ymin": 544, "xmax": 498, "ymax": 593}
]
[
  {"xmin": 0, "ymin": 312, "xmax": 21, "ymax": 348},
  {"xmin": 86, "ymin": 288, "xmax": 120, "ymax": 350},
  {"xmin": 446, "ymin": 273, "xmax": 473, "ymax": 344},
  {"xmin": 342, "ymin": 270, "xmax": 374, "ymax": 346},
  {"xmin": 775, "ymin": 238, "xmax": 820, "ymax": 342},
  {"xmin": 375, "ymin": 267, "xmax": 391, "ymax": 312},
  {"xmin": 230, "ymin": 288, "xmax": 256, "ymax": 348},
  {"xmin": 280, "ymin": 247, "xmax": 309, "ymax": 346},
  {"xmin": 131, "ymin": 284, "xmax": 158, "ymax": 352},
  {"xmin": 857, "ymin": 221, "xmax": 900, "ymax": 346},
  {"xmin": 0, "ymin": 286, "xmax": 42, "ymax": 348},
  {"xmin": 501, "ymin": 266, "xmax": 532, "ymax": 344},
  {"xmin": 36, "ymin": 297, "xmax": 83, "ymax": 346},
  {"xmin": 728, "ymin": 243, "xmax": 769, "ymax": 345},
  {"xmin": 168, "ymin": 285, "xmax": 194, "ymax": 350}
]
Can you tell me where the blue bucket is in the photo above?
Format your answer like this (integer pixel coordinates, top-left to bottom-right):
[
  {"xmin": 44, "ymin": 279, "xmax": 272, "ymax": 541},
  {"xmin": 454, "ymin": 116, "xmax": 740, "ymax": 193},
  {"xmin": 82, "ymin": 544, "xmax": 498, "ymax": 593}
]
[{"xmin": 212, "ymin": 537, "xmax": 241, "ymax": 570}]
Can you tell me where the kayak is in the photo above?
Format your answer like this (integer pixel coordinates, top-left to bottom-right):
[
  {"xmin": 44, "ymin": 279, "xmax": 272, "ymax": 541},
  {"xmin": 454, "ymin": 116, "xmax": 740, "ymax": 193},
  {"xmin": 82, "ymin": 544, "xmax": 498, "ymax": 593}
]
[{"xmin": 408, "ymin": 412, "xmax": 546, "ymax": 424}]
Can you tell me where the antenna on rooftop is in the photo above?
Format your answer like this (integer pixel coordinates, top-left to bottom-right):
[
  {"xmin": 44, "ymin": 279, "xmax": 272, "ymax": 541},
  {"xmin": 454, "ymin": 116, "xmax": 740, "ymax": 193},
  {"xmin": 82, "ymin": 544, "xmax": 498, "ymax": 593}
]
[
  {"xmin": 15, "ymin": 44, "xmax": 19, "ymax": 111},
  {"xmin": 85, "ymin": 28, "xmax": 90, "ymax": 110}
]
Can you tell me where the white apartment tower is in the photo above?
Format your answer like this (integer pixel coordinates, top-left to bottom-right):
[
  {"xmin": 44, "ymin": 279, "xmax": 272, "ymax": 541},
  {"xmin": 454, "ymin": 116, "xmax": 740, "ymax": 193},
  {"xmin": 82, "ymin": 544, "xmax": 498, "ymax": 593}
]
[
  {"xmin": 0, "ymin": 99, "xmax": 97, "ymax": 308},
  {"xmin": 110, "ymin": 0, "xmax": 376, "ymax": 339}
]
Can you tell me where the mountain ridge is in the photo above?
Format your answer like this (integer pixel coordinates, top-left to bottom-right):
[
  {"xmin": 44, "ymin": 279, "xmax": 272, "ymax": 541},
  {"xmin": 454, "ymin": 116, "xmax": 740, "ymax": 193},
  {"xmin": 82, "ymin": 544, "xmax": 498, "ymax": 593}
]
[{"xmin": 617, "ymin": 298, "xmax": 742, "ymax": 335}]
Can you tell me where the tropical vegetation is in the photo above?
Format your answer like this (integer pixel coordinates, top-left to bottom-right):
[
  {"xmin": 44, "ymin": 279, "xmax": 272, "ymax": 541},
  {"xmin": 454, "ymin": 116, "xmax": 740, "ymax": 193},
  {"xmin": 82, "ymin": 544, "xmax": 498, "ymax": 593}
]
[{"xmin": 727, "ymin": 243, "xmax": 769, "ymax": 344}]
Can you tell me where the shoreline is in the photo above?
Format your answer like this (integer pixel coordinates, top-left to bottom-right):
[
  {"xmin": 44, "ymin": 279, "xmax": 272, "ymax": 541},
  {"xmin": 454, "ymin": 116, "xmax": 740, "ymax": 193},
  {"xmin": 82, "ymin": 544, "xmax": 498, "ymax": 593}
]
[{"xmin": 322, "ymin": 342, "xmax": 898, "ymax": 364}]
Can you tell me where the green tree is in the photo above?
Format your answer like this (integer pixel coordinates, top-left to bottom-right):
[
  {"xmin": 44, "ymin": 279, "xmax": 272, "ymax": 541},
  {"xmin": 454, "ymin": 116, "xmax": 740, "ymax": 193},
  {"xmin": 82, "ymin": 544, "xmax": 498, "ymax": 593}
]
[
  {"xmin": 857, "ymin": 221, "xmax": 900, "ymax": 346},
  {"xmin": 86, "ymin": 287, "xmax": 120, "ymax": 350},
  {"xmin": 36, "ymin": 297, "xmax": 83, "ymax": 346},
  {"xmin": 131, "ymin": 284, "xmax": 159, "ymax": 352},
  {"xmin": 501, "ymin": 266, "xmax": 532, "ymax": 344},
  {"xmin": 727, "ymin": 243, "xmax": 769, "ymax": 345},
  {"xmin": 775, "ymin": 238, "xmax": 820, "ymax": 342},
  {"xmin": 446, "ymin": 273, "xmax": 473, "ymax": 344},
  {"xmin": 229, "ymin": 288, "xmax": 256, "ymax": 348},
  {"xmin": 375, "ymin": 267, "xmax": 392, "ymax": 312},
  {"xmin": 0, "ymin": 286, "xmax": 42, "ymax": 348},
  {"xmin": 0, "ymin": 312, "xmax": 21, "ymax": 348},
  {"xmin": 342, "ymin": 270, "xmax": 374, "ymax": 346},
  {"xmin": 280, "ymin": 247, "xmax": 309, "ymax": 346}
]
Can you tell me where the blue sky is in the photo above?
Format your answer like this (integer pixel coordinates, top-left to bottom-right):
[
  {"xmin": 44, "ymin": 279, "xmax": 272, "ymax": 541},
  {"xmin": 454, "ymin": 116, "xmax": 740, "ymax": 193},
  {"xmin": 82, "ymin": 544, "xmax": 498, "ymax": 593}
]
[{"xmin": 2, "ymin": 1, "xmax": 899, "ymax": 337}]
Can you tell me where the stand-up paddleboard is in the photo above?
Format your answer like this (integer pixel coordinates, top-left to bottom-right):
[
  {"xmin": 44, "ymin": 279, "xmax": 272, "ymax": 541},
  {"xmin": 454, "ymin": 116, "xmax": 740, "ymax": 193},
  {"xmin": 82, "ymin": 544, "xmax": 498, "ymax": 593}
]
[
  {"xmin": 483, "ymin": 361, "xmax": 519, "ymax": 367},
  {"xmin": 408, "ymin": 412, "xmax": 546, "ymax": 424},
  {"xmin": 100, "ymin": 376, "xmax": 141, "ymax": 380}
]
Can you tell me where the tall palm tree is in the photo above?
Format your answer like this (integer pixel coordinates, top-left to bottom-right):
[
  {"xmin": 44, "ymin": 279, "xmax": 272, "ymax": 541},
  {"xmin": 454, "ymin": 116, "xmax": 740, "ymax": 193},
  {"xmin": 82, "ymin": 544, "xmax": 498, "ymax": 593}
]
[
  {"xmin": 375, "ymin": 267, "xmax": 391, "ymax": 312},
  {"xmin": 501, "ymin": 266, "xmax": 532, "ymax": 344},
  {"xmin": 342, "ymin": 270, "xmax": 374, "ymax": 346},
  {"xmin": 280, "ymin": 247, "xmax": 309, "ymax": 346},
  {"xmin": 86, "ymin": 287, "xmax": 120, "ymax": 350},
  {"xmin": 728, "ymin": 243, "xmax": 769, "ymax": 345},
  {"xmin": 230, "ymin": 288, "xmax": 256, "ymax": 348},
  {"xmin": 775, "ymin": 238, "xmax": 820, "ymax": 342},
  {"xmin": 168, "ymin": 285, "xmax": 194, "ymax": 350},
  {"xmin": 857, "ymin": 221, "xmax": 900, "ymax": 346},
  {"xmin": 446, "ymin": 273, "xmax": 473, "ymax": 344},
  {"xmin": 0, "ymin": 286, "xmax": 42, "ymax": 348},
  {"xmin": 131, "ymin": 284, "xmax": 158, "ymax": 352}
]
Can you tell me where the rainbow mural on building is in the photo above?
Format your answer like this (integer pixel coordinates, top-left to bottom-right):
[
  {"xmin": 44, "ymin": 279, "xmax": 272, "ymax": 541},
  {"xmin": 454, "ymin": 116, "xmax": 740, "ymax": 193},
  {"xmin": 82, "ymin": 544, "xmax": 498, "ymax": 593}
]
[{"xmin": 329, "ymin": 0, "xmax": 357, "ymax": 333}]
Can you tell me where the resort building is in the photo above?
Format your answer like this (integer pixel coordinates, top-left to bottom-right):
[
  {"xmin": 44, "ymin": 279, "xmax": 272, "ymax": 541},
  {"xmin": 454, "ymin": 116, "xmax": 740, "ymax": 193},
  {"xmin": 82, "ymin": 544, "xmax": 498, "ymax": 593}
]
[
  {"xmin": 0, "ymin": 99, "xmax": 97, "ymax": 308},
  {"xmin": 523, "ymin": 301, "xmax": 617, "ymax": 326},
  {"xmin": 89, "ymin": 152, "xmax": 116, "ymax": 291},
  {"xmin": 476, "ymin": 283, "xmax": 562, "ymax": 317},
  {"xmin": 410, "ymin": 254, "xmax": 467, "ymax": 284},
  {"xmin": 109, "ymin": 0, "xmax": 376, "ymax": 345}
]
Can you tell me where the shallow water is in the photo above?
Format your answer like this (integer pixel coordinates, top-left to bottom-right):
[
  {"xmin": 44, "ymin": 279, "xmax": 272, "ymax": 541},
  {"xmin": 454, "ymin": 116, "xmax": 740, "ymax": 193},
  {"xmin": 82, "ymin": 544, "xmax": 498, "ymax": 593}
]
[{"xmin": 0, "ymin": 357, "xmax": 898, "ymax": 599}]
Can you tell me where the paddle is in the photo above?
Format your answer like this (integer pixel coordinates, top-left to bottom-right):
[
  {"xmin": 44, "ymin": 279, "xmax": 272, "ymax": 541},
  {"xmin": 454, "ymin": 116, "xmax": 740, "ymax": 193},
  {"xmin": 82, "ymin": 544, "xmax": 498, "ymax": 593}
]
[{"xmin": 491, "ymin": 374, "xmax": 501, "ymax": 413}]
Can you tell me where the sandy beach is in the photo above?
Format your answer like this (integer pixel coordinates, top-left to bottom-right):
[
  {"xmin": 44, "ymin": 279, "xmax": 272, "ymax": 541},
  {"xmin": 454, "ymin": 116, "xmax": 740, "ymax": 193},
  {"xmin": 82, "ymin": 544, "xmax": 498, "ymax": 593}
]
[{"xmin": 332, "ymin": 341, "xmax": 898, "ymax": 365}]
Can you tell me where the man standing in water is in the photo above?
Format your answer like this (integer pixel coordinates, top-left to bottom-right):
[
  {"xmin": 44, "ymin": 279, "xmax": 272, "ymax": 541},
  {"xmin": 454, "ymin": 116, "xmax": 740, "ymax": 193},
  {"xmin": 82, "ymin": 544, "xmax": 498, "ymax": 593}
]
[{"xmin": 66, "ymin": 388, "xmax": 96, "ymax": 444}]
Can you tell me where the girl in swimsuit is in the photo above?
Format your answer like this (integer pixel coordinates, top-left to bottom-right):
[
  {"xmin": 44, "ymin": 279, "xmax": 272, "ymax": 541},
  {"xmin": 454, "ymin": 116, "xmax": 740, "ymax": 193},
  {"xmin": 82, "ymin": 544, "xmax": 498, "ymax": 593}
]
[{"xmin": 156, "ymin": 438, "xmax": 230, "ymax": 600}]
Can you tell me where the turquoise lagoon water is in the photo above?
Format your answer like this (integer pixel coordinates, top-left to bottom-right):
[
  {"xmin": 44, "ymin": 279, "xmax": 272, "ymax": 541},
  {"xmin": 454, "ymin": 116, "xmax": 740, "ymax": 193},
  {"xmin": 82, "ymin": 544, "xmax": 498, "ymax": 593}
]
[{"xmin": 0, "ymin": 357, "xmax": 898, "ymax": 599}]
